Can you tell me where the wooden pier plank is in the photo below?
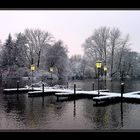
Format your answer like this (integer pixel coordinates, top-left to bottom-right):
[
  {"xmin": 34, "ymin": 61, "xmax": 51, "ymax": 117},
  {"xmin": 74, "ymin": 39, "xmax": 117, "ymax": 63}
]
[{"xmin": 93, "ymin": 94, "xmax": 120, "ymax": 102}]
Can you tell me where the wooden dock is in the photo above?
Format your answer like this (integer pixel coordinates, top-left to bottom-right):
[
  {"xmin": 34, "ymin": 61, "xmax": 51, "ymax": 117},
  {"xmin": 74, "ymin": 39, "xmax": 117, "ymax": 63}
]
[
  {"xmin": 4, "ymin": 86, "xmax": 140, "ymax": 104},
  {"xmin": 122, "ymin": 91, "xmax": 140, "ymax": 102},
  {"xmin": 27, "ymin": 89, "xmax": 110, "ymax": 98},
  {"xmin": 55, "ymin": 89, "xmax": 110, "ymax": 100},
  {"xmin": 28, "ymin": 88, "xmax": 74, "ymax": 97},
  {"xmin": 3, "ymin": 81, "xmax": 140, "ymax": 104},
  {"xmin": 3, "ymin": 88, "xmax": 38, "ymax": 94},
  {"xmin": 28, "ymin": 90, "xmax": 56, "ymax": 97},
  {"xmin": 92, "ymin": 91, "xmax": 140, "ymax": 104},
  {"xmin": 93, "ymin": 93, "xmax": 121, "ymax": 103}
]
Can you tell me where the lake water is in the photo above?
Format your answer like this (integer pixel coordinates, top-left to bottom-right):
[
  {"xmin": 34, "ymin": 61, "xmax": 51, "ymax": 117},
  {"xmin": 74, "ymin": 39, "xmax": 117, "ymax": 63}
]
[{"xmin": 1, "ymin": 79, "xmax": 140, "ymax": 131}]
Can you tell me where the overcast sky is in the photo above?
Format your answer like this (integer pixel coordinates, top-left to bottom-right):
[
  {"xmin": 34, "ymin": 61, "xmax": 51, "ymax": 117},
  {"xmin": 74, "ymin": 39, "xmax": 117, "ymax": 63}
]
[{"xmin": 0, "ymin": 10, "xmax": 140, "ymax": 57}]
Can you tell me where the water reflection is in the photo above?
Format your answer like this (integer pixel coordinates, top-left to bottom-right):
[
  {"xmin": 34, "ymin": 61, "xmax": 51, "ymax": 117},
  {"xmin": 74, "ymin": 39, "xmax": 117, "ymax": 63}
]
[
  {"xmin": 42, "ymin": 96, "xmax": 45, "ymax": 107},
  {"xmin": 3, "ymin": 94, "xmax": 26, "ymax": 114},
  {"xmin": 1, "ymin": 80, "xmax": 140, "ymax": 129},
  {"xmin": 73, "ymin": 100, "xmax": 76, "ymax": 119},
  {"xmin": 120, "ymin": 101, "xmax": 123, "ymax": 127},
  {"xmin": 17, "ymin": 94, "xmax": 19, "ymax": 100}
]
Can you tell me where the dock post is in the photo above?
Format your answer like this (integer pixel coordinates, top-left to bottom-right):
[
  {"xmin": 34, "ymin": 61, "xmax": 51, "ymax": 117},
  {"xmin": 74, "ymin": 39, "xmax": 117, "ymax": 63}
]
[
  {"xmin": 67, "ymin": 82, "xmax": 69, "ymax": 89},
  {"xmin": 121, "ymin": 83, "xmax": 124, "ymax": 99},
  {"xmin": 42, "ymin": 83, "xmax": 44, "ymax": 92},
  {"xmin": 42, "ymin": 83, "xmax": 44, "ymax": 96},
  {"xmin": 92, "ymin": 83, "xmax": 94, "ymax": 90},
  {"xmin": 32, "ymin": 84, "xmax": 33, "ymax": 91},
  {"xmin": 16, "ymin": 81, "xmax": 19, "ymax": 99},
  {"xmin": 17, "ymin": 81, "xmax": 19, "ymax": 91},
  {"xmin": 74, "ymin": 84, "xmax": 76, "ymax": 98}
]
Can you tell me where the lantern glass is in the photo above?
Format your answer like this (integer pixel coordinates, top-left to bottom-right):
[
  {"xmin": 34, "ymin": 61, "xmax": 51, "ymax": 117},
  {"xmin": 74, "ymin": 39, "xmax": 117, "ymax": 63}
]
[
  {"xmin": 50, "ymin": 67, "xmax": 53, "ymax": 72},
  {"xmin": 31, "ymin": 65, "xmax": 35, "ymax": 71},
  {"xmin": 104, "ymin": 66, "xmax": 107, "ymax": 71},
  {"xmin": 96, "ymin": 61, "xmax": 102, "ymax": 68}
]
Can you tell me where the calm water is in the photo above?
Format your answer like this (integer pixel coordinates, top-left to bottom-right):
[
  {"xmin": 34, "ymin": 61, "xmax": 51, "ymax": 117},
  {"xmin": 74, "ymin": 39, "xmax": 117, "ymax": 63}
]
[{"xmin": 1, "ymin": 79, "xmax": 140, "ymax": 130}]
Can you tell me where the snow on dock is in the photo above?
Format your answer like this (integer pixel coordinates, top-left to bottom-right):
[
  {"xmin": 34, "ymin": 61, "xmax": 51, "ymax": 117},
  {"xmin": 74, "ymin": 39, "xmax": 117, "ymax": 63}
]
[
  {"xmin": 122, "ymin": 91, "xmax": 140, "ymax": 101},
  {"xmin": 28, "ymin": 89, "xmax": 110, "ymax": 97},
  {"xmin": 55, "ymin": 89, "xmax": 110, "ymax": 99},
  {"xmin": 93, "ymin": 93, "xmax": 121, "ymax": 102},
  {"xmin": 92, "ymin": 91, "xmax": 140, "ymax": 103},
  {"xmin": 124, "ymin": 91, "xmax": 140, "ymax": 95},
  {"xmin": 3, "ymin": 88, "xmax": 36, "ymax": 94},
  {"xmin": 28, "ymin": 88, "xmax": 74, "ymax": 97},
  {"xmin": 4, "ymin": 85, "xmax": 140, "ymax": 103}
]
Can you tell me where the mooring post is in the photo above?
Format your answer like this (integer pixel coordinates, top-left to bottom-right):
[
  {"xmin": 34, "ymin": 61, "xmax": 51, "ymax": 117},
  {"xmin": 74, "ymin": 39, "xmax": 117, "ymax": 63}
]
[
  {"xmin": 32, "ymin": 84, "xmax": 33, "ymax": 91},
  {"xmin": 17, "ymin": 81, "xmax": 19, "ymax": 91},
  {"xmin": 74, "ymin": 84, "xmax": 76, "ymax": 98},
  {"xmin": 92, "ymin": 83, "xmax": 94, "ymax": 91},
  {"xmin": 121, "ymin": 83, "xmax": 124, "ymax": 99},
  {"xmin": 42, "ymin": 83, "xmax": 44, "ymax": 92},
  {"xmin": 67, "ymin": 82, "xmax": 69, "ymax": 89},
  {"xmin": 16, "ymin": 81, "xmax": 19, "ymax": 99},
  {"xmin": 42, "ymin": 83, "xmax": 44, "ymax": 95}
]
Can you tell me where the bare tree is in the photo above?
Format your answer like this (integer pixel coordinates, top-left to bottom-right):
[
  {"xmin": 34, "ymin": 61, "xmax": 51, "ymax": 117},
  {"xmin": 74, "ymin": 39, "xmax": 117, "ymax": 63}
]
[
  {"xmin": 117, "ymin": 35, "xmax": 130, "ymax": 71},
  {"xmin": 24, "ymin": 28, "xmax": 54, "ymax": 68},
  {"xmin": 91, "ymin": 27, "xmax": 110, "ymax": 65},
  {"xmin": 109, "ymin": 27, "xmax": 122, "ymax": 78},
  {"xmin": 82, "ymin": 27, "xmax": 110, "ymax": 77},
  {"xmin": 83, "ymin": 27, "xmax": 110, "ymax": 64},
  {"xmin": 83, "ymin": 26, "xmax": 131, "ymax": 80}
]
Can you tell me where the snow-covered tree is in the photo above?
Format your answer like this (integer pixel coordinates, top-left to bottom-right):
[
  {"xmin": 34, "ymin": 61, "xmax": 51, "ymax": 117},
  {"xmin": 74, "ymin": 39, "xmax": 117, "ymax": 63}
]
[
  {"xmin": 82, "ymin": 26, "xmax": 131, "ymax": 80},
  {"xmin": 15, "ymin": 33, "xmax": 29, "ymax": 67},
  {"xmin": 24, "ymin": 28, "xmax": 54, "ymax": 68},
  {"xmin": 45, "ymin": 40, "xmax": 68, "ymax": 80},
  {"xmin": 1, "ymin": 34, "xmax": 16, "ymax": 68}
]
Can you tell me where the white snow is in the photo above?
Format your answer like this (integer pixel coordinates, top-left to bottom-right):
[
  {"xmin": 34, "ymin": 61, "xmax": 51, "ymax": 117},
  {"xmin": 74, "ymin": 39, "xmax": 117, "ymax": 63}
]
[
  {"xmin": 4, "ymin": 88, "xmax": 29, "ymax": 91},
  {"xmin": 93, "ymin": 94, "xmax": 120, "ymax": 100},
  {"xmin": 4, "ymin": 86, "xmax": 140, "ymax": 101}
]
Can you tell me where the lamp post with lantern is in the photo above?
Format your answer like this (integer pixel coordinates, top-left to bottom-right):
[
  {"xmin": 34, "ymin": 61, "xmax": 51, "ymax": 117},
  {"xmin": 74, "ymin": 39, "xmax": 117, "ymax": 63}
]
[
  {"xmin": 31, "ymin": 64, "xmax": 35, "ymax": 90},
  {"xmin": 50, "ymin": 67, "xmax": 53, "ymax": 86},
  {"xmin": 104, "ymin": 65, "xmax": 107, "ymax": 89},
  {"xmin": 96, "ymin": 61, "xmax": 102, "ymax": 96}
]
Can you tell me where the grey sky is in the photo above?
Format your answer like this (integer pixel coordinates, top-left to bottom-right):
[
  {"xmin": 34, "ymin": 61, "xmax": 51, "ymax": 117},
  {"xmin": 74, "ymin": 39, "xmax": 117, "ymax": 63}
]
[{"xmin": 0, "ymin": 10, "xmax": 140, "ymax": 57}]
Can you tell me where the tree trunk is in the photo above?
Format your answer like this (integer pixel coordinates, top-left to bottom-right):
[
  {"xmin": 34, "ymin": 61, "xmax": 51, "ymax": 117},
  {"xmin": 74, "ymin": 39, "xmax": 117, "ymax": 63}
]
[
  {"xmin": 110, "ymin": 47, "xmax": 114, "ymax": 79},
  {"xmin": 37, "ymin": 51, "xmax": 41, "ymax": 68}
]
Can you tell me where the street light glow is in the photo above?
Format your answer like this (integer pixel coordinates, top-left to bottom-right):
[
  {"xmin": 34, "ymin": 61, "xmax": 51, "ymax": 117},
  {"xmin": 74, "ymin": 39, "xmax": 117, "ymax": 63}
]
[
  {"xmin": 96, "ymin": 61, "xmax": 102, "ymax": 69},
  {"xmin": 50, "ymin": 67, "xmax": 53, "ymax": 72},
  {"xmin": 104, "ymin": 66, "xmax": 107, "ymax": 71},
  {"xmin": 31, "ymin": 65, "xmax": 35, "ymax": 71}
]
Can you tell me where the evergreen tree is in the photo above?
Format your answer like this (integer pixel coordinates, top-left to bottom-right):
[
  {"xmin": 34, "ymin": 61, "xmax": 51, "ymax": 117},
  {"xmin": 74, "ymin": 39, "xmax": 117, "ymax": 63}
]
[
  {"xmin": 15, "ymin": 33, "xmax": 28, "ymax": 67},
  {"xmin": 2, "ymin": 34, "xmax": 16, "ymax": 68}
]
